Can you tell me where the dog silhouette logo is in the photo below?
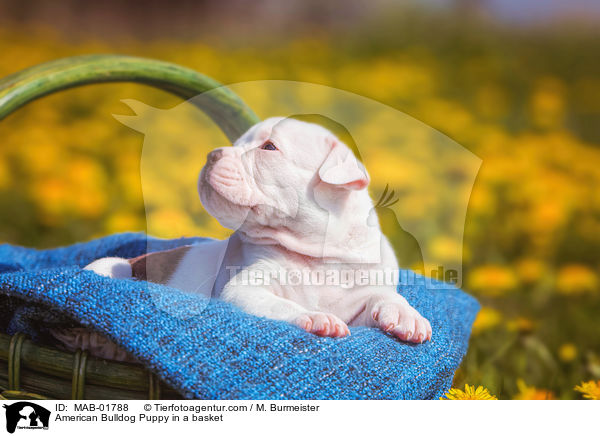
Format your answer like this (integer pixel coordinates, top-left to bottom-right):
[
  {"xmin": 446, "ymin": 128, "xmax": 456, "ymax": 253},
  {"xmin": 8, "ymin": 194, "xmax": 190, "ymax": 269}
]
[
  {"xmin": 2, "ymin": 402, "xmax": 50, "ymax": 433},
  {"xmin": 114, "ymin": 81, "xmax": 482, "ymax": 288},
  {"xmin": 369, "ymin": 184, "xmax": 424, "ymax": 273}
]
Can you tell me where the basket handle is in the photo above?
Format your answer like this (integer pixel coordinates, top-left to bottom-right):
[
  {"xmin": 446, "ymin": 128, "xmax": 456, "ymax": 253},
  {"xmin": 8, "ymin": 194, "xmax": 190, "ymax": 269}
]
[{"xmin": 0, "ymin": 54, "xmax": 259, "ymax": 142}]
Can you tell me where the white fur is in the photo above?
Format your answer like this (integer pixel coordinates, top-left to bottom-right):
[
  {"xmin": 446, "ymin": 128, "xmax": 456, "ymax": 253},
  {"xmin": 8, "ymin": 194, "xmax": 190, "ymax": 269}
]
[
  {"xmin": 197, "ymin": 117, "xmax": 431, "ymax": 341},
  {"xmin": 165, "ymin": 239, "xmax": 228, "ymax": 298},
  {"xmin": 84, "ymin": 257, "xmax": 132, "ymax": 279}
]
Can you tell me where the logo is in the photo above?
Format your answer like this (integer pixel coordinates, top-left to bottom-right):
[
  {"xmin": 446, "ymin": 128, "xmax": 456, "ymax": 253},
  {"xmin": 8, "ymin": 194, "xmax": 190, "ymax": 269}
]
[
  {"xmin": 114, "ymin": 80, "xmax": 480, "ymax": 308},
  {"xmin": 2, "ymin": 402, "xmax": 50, "ymax": 434}
]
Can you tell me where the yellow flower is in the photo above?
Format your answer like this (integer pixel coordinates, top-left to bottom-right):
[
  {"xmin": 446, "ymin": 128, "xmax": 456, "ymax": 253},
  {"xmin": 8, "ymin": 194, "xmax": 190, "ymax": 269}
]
[
  {"xmin": 574, "ymin": 381, "xmax": 600, "ymax": 400},
  {"xmin": 104, "ymin": 212, "xmax": 145, "ymax": 234},
  {"xmin": 468, "ymin": 265, "xmax": 518, "ymax": 297},
  {"xmin": 558, "ymin": 343, "xmax": 578, "ymax": 362},
  {"xmin": 472, "ymin": 307, "xmax": 502, "ymax": 335},
  {"xmin": 506, "ymin": 317, "xmax": 535, "ymax": 334},
  {"xmin": 556, "ymin": 265, "xmax": 598, "ymax": 295},
  {"xmin": 529, "ymin": 201, "xmax": 565, "ymax": 234},
  {"xmin": 440, "ymin": 385, "xmax": 497, "ymax": 400},
  {"xmin": 530, "ymin": 77, "xmax": 566, "ymax": 129},
  {"xmin": 428, "ymin": 236, "xmax": 463, "ymax": 264},
  {"xmin": 515, "ymin": 258, "xmax": 546, "ymax": 284},
  {"xmin": 147, "ymin": 208, "xmax": 198, "ymax": 238},
  {"xmin": 513, "ymin": 379, "xmax": 555, "ymax": 400}
]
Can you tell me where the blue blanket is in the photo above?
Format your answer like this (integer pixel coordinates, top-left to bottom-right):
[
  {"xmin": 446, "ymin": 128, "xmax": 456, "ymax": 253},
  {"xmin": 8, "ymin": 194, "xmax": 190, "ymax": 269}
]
[{"xmin": 0, "ymin": 233, "xmax": 479, "ymax": 400}]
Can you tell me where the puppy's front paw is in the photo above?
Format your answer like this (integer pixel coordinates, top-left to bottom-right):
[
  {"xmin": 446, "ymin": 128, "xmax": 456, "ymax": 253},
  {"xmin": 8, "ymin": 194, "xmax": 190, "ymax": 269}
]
[
  {"xmin": 293, "ymin": 312, "xmax": 350, "ymax": 338},
  {"xmin": 372, "ymin": 302, "xmax": 432, "ymax": 343}
]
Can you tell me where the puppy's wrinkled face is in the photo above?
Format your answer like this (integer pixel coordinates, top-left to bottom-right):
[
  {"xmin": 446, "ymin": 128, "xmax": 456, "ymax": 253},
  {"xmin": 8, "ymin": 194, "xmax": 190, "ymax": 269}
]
[{"xmin": 199, "ymin": 117, "xmax": 369, "ymax": 237}]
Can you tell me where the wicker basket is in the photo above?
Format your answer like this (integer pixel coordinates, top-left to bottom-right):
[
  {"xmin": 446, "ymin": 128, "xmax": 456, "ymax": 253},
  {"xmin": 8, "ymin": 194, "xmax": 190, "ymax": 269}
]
[{"xmin": 0, "ymin": 55, "xmax": 260, "ymax": 400}]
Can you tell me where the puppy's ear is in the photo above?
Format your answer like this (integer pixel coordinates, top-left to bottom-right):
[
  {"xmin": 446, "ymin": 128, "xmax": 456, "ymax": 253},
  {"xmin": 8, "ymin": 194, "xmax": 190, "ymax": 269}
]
[{"xmin": 318, "ymin": 139, "xmax": 369, "ymax": 190}]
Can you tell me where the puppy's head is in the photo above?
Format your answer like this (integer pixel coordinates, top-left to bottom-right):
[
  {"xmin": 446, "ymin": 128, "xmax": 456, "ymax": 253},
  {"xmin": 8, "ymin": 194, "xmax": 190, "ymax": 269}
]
[{"xmin": 199, "ymin": 117, "xmax": 370, "ymax": 252}]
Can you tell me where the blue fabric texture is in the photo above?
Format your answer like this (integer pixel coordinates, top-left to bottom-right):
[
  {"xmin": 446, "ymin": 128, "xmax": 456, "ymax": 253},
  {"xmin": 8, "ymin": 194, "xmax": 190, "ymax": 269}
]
[{"xmin": 0, "ymin": 232, "xmax": 479, "ymax": 400}]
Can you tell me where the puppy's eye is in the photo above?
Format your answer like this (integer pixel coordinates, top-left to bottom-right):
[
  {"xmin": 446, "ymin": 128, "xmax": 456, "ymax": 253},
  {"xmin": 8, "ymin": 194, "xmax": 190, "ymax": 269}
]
[{"xmin": 260, "ymin": 141, "xmax": 278, "ymax": 151}]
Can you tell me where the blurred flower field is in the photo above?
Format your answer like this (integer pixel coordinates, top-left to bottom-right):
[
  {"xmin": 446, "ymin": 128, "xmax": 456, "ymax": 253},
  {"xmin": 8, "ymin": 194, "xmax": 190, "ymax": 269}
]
[{"xmin": 0, "ymin": 19, "xmax": 599, "ymax": 399}]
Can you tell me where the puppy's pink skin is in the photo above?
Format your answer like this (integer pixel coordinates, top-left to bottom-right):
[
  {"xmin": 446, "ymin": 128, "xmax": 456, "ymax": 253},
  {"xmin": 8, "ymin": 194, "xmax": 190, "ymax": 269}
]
[
  {"xmin": 294, "ymin": 312, "xmax": 350, "ymax": 338},
  {"xmin": 372, "ymin": 301, "xmax": 432, "ymax": 344}
]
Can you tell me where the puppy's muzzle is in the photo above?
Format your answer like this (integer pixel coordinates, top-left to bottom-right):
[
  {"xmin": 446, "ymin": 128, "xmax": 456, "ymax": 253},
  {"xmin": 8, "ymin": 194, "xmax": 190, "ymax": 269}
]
[{"xmin": 202, "ymin": 147, "xmax": 255, "ymax": 207}]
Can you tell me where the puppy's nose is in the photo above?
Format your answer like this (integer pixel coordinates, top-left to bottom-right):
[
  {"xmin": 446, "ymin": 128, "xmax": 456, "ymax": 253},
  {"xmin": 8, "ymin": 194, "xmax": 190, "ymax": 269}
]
[{"xmin": 207, "ymin": 149, "xmax": 224, "ymax": 165}]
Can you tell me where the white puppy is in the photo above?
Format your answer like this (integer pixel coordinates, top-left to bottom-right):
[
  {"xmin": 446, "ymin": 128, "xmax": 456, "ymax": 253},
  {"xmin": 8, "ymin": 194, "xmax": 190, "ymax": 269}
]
[{"xmin": 54, "ymin": 117, "xmax": 431, "ymax": 360}]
